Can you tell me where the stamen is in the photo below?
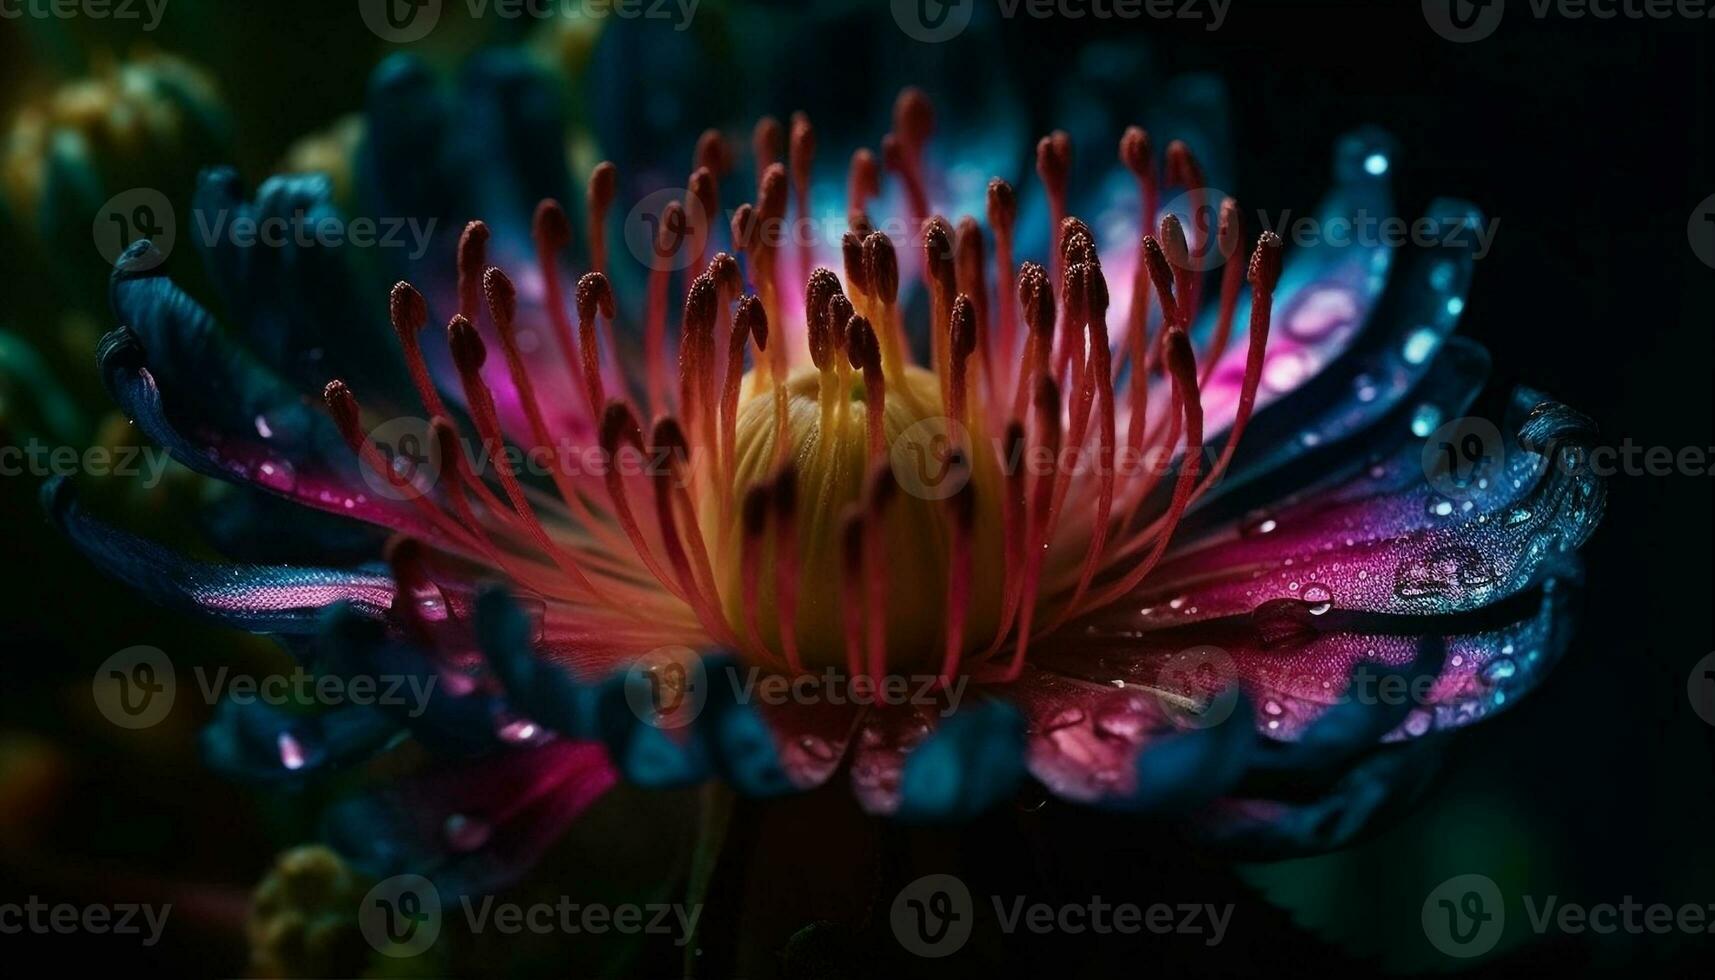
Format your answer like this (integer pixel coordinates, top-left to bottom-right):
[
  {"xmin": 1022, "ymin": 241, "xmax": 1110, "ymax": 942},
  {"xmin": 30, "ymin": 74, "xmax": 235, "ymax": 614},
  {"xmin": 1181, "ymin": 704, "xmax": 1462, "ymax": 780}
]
[
  {"xmin": 753, "ymin": 115, "xmax": 784, "ymax": 173},
  {"xmin": 1035, "ymin": 130, "xmax": 1072, "ymax": 289},
  {"xmin": 687, "ymin": 166, "xmax": 719, "ymax": 282},
  {"xmin": 723, "ymin": 295, "xmax": 767, "ymax": 488},
  {"xmin": 940, "ymin": 478, "xmax": 975, "ymax": 686},
  {"xmin": 884, "ymin": 87, "xmax": 934, "ymax": 228},
  {"xmin": 586, "ymin": 161, "xmax": 617, "ymax": 275},
  {"xmin": 1196, "ymin": 231, "xmax": 1281, "ymax": 491},
  {"xmin": 1201, "ymin": 198, "xmax": 1248, "ymax": 384},
  {"xmin": 1055, "ymin": 258, "xmax": 1118, "ymax": 629},
  {"xmin": 861, "ymin": 464, "xmax": 897, "ymax": 682},
  {"xmin": 457, "ymin": 220, "xmax": 490, "ymax": 323},
  {"xmin": 575, "ymin": 272, "xmax": 615, "ymax": 418},
  {"xmin": 1011, "ymin": 261, "xmax": 1054, "ymax": 423},
  {"xmin": 987, "ymin": 178, "xmax": 1019, "ymax": 396},
  {"xmin": 595, "ymin": 401, "xmax": 684, "ymax": 601},
  {"xmin": 998, "ymin": 375, "xmax": 1062, "ymax": 681},
  {"xmin": 846, "ymin": 314, "xmax": 886, "ymax": 463},
  {"xmin": 790, "ymin": 112, "xmax": 816, "ymax": 287},
  {"xmin": 982, "ymin": 420, "xmax": 1028, "ymax": 657},
  {"xmin": 322, "ymin": 380, "xmax": 479, "ymax": 553},
  {"xmin": 947, "ymin": 294, "xmax": 977, "ymax": 427},
  {"xmin": 388, "ymin": 281, "xmax": 450, "ymax": 422},
  {"xmin": 695, "ymin": 128, "xmax": 731, "ymax": 176},
  {"xmin": 678, "ymin": 274, "xmax": 719, "ymax": 476},
  {"xmin": 839, "ymin": 507, "xmax": 866, "ymax": 679},
  {"xmin": 1159, "ymin": 213, "xmax": 1195, "ymax": 339},
  {"xmin": 1088, "ymin": 328, "xmax": 1205, "ymax": 609},
  {"xmin": 1120, "ymin": 126, "xmax": 1156, "ymax": 408},
  {"xmin": 443, "ymin": 314, "xmax": 611, "ymax": 605},
  {"xmin": 923, "ymin": 216, "xmax": 956, "ymax": 388},
  {"xmin": 954, "ymin": 216, "xmax": 995, "ymax": 403},
  {"xmin": 847, "ymin": 148, "xmax": 879, "ymax": 217},
  {"xmin": 648, "ymin": 416, "xmax": 740, "ymax": 646},
  {"xmin": 531, "ymin": 202, "xmax": 591, "ymax": 411},
  {"xmin": 862, "ymin": 231, "xmax": 905, "ymax": 375},
  {"xmin": 1165, "ymin": 140, "xmax": 1207, "ymax": 315}
]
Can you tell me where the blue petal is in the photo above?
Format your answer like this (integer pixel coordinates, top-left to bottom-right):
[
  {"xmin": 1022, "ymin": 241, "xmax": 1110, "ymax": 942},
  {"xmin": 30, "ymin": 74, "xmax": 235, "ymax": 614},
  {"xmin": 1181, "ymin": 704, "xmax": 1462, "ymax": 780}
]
[{"xmin": 896, "ymin": 700, "xmax": 1026, "ymax": 823}]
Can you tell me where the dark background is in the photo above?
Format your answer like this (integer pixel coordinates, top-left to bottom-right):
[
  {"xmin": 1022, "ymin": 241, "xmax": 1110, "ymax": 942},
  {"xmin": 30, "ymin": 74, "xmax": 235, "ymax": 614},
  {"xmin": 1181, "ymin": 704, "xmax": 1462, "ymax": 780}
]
[{"xmin": 0, "ymin": 0, "xmax": 1709, "ymax": 975}]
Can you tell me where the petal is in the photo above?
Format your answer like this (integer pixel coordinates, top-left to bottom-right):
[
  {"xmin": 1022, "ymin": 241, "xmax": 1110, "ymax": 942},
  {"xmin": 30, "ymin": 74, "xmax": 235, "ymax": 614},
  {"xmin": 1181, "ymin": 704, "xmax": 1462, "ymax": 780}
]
[
  {"xmin": 45, "ymin": 476, "xmax": 393, "ymax": 633},
  {"xmin": 102, "ymin": 250, "xmax": 446, "ymax": 541},
  {"xmin": 1124, "ymin": 386, "xmax": 1602, "ymax": 627},
  {"xmin": 895, "ymin": 699, "xmax": 1027, "ymax": 822}
]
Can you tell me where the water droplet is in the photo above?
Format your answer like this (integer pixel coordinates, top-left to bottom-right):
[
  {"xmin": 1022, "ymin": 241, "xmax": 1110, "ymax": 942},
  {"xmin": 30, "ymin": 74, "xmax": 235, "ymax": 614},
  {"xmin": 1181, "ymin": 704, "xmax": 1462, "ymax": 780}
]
[
  {"xmin": 1240, "ymin": 512, "xmax": 1278, "ymax": 537},
  {"xmin": 1403, "ymin": 710, "xmax": 1433, "ymax": 737},
  {"xmin": 1426, "ymin": 495, "xmax": 1454, "ymax": 517},
  {"xmin": 497, "ymin": 718, "xmax": 541, "ymax": 743},
  {"xmin": 254, "ymin": 458, "xmax": 297, "ymax": 493},
  {"xmin": 277, "ymin": 732, "xmax": 306, "ymax": 770},
  {"xmin": 1263, "ymin": 699, "xmax": 1284, "ymax": 716},
  {"xmin": 1167, "ymin": 596, "xmax": 1187, "ymax": 611},
  {"xmin": 1301, "ymin": 584, "xmax": 1333, "ymax": 615},
  {"xmin": 1403, "ymin": 327, "xmax": 1440, "ymax": 366},
  {"xmin": 1410, "ymin": 403, "xmax": 1443, "ymax": 438},
  {"xmin": 1506, "ymin": 507, "xmax": 1533, "ymax": 526},
  {"xmin": 254, "ymin": 414, "xmax": 275, "ymax": 439},
  {"xmin": 798, "ymin": 735, "xmax": 836, "ymax": 762},
  {"xmin": 1482, "ymin": 657, "xmax": 1517, "ymax": 683}
]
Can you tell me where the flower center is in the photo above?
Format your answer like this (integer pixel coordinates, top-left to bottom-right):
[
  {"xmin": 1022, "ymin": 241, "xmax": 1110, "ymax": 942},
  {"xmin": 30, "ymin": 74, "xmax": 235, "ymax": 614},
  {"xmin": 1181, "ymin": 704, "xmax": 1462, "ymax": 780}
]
[{"xmin": 706, "ymin": 363, "xmax": 1004, "ymax": 673}]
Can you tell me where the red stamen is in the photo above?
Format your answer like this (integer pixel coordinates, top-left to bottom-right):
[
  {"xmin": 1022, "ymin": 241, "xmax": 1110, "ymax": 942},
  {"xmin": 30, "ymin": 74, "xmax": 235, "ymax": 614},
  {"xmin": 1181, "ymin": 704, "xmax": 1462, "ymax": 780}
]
[
  {"xmin": 998, "ymin": 375, "xmax": 1062, "ymax": 681},
  {"xmin": 457, "ymin": 220, "xmax": 490, "ymax": 323},
  {"xmin": 846, "ymin": 314, "xmax": 886, "ymax": 462},
  {"xmin": 954, "ymin": 216, "xmax": 995, "ymax": 404},
  {"xmin": 771, "ymin": 465, "xmax": 803, "ymax": 673},
  {"xmin": 1200, "ymin": 199, "xmax": 1249, "ymax": 384},
  {"xmin": 648, "ymin": 416, "xmax": 740, "ymax": 646},
  {"xmin": 586, "ymin": 162, "xmax": 617, "ymax": 275},
  {"xmin": 753, "ymin": 115, "xmax": 784, "ymax": 173},
  {"xmin": 862, "ymin": 465, "xmax": 896, "ymax": 682},
  {"xmin": 531, "ymin": 201, "xmax": 592, "ymax": 412},
  {"xmin": 687, "ymin": 166, "xmax": 718, "ymax": 282},
  {"xmin": 644, "ymin": 198, "xmax": 683, "ymax": 417},
  {"xmin": 575, "ymin": 272, "xmax": 615, "ymax": 419},
  {"xmin": 847, "ymin": 148, "xmax": 880, "ymax": 217},
  {"xmin": 595, "ymin": 401, "xmax": 684, "ymax": 601},
  {"xmin": 1036, "ymin": 130, "xmax": 1072, "ymax": 289},
  {"xmin": 790, "ymin": 112, "xmax": 816, "ymax": 288},
  {"xmin": 388, "ymin": 281, "xmax": 451, "ymax": 421},
  {"xmin": 940, "ymin": 478, "xmax": 975, "ymax": 686}
]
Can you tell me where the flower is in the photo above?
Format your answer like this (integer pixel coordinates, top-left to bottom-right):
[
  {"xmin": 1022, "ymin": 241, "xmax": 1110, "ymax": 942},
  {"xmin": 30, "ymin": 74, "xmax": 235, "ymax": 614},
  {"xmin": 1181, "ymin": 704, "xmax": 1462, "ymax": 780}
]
[{"xmin": 51, "ymin": 51, "xmax": 1603, "ymax": 894}]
